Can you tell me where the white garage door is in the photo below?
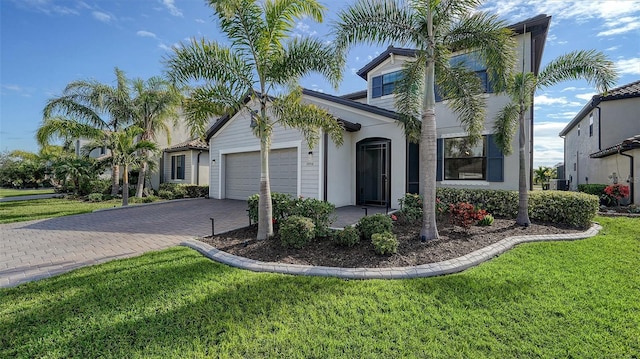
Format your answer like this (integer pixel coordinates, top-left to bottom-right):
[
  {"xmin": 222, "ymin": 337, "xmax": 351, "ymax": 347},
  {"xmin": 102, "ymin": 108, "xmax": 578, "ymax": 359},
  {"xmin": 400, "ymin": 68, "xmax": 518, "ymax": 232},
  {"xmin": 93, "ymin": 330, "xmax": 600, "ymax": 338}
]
[{"xmin": 225, "ymin": 148, "xmax": 298, "ymax": 200}]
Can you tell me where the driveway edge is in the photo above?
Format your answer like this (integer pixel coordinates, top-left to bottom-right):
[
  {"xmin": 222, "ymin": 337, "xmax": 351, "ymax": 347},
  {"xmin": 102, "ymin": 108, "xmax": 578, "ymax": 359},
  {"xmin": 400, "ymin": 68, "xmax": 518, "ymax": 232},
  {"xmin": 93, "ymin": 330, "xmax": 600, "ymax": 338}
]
[{"xmin": 181, "ymin": 223, "xmax": 602, "ymax": 279}]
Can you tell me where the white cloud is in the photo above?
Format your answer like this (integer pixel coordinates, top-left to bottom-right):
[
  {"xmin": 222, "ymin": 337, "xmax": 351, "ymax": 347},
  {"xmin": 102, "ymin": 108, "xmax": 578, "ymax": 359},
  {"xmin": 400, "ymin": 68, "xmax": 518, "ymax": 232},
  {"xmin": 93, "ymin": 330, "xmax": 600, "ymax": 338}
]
[
  {"xmin": 546, "ymin": 111, "xmax": 579, "ymax": 120},
  {"xmin": 534, "ymin": 95, "xmax": 581, "ymax": 107},
  {"xmin": 14, "ymin": 0, "xmax": 80, "ymax": 15},
  {"xmin": 136, "ymin": 30, "xmax": 157, "ymax": 38},
  {"xmin": 158, "ymin": 43, "xmax": 172, "ymax": 51},
  {"xmin": 616, "ymin": 58, "xmax": 640, "ymax": 75},
  {"xmin": 195, "ymin": 18, "xmax": 205, "ymax": 24},
  {"xmin": 560, "ymin": 86, "xmax": 589, "ymax": 92},
  {"xmin": 606, "ymin": 46, "xmax": 620, "ymax": 51},
  {"xmin": 92, "ymin": 11, "xmax": 111, "ymax": 23},
  {"xmin": 575, "ymin": 93, "xmax": 596, "ymax": 101},
  {"xmin": 295, "ymin": 21, "xmax": 317, "ymax": 36},
  {"xmin": 598, "ymin": 19, "xmax": 640, "ymax": 36},
  {"xmin": 533, "ymin": 122, "xmax": 568, "ymax": 167},
  {"xmin": 161, "ymin": 0, "xmax": 183, "ymax": 17}
]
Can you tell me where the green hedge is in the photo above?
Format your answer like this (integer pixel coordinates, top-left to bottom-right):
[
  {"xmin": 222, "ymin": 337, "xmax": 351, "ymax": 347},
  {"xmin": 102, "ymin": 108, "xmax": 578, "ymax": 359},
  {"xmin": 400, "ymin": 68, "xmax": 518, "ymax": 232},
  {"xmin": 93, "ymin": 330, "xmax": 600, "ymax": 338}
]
[
  {"xmin": 279, "ymin": 215, "xmax": 315, "ymax": 249},
  {"xmin": 400, "ymin": 188, "xmax": 598, "ymax": 228},
  {"xmin": 577, "ymin": 184, "xmax": 607, "ymax": 196},
  {"xmin": 248, "ymin": 193, "xmax": 335, "ymax": 236},
  {"xmin": 158, "ymin": 183, "xmax": 208, "ymax": 199},
  {"xmin": 529, "ymin": 191, "xmax": 598, "ymax": 228}
]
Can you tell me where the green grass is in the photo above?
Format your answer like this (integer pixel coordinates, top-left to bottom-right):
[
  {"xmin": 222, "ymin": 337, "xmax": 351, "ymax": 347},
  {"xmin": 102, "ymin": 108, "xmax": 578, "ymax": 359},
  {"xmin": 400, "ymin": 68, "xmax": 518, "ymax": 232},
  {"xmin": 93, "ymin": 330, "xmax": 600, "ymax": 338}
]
[
  {"xmin": 0, "ymin": 188, "xmax": 55, "ymax": 198},
  {"xmin": 1, "ymin": 216, "xmax": 638, "ymax": 358},
  {"xmin": 0, "ymin": 198, "xmax": 124, "ymax": 223}
]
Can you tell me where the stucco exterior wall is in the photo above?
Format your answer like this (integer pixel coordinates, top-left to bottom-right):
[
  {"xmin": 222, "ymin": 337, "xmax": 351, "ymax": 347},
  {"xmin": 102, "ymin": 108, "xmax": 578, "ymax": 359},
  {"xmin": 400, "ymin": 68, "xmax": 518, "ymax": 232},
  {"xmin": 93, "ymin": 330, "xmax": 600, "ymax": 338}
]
[{"xmin": 599, "ymin": 97, "xmax": 640, "ymax": 149}]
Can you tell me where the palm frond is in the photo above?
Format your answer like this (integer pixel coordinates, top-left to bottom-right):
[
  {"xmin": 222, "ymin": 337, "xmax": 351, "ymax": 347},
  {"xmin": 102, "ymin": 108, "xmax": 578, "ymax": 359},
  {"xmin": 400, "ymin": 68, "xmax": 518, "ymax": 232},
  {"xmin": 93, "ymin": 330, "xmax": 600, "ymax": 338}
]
[
  {"xmin": 271, "ymin": 88, "xmax": 344, "ymax": 148},
  {"xmin": 395, "ymin": 54, "xmax": 427, "ymax": 143},
  {"xmin": 333, "ymin": 0, "xmax": 422, "ymax": 54},
  {"xmin": 492, "ymin": 102, "xmax": 519, "ymax": 155},
  {"xmin": 265, "ymin": 0, "xmax": 324, "ymax": 44},
  {"xmin": 269, "ymin": 37, "xmax": 342, "ymax": 89},
  {"xmin": 437, "ymin": 64, "xmax": 486, "ymax": 145},
  {"xmin": 538, "ymin": 49, "xmax": 618, "ymax": 92},
  {"xmin": 36, "ymin": 117, "xmax": 104, "ymax": 146}
]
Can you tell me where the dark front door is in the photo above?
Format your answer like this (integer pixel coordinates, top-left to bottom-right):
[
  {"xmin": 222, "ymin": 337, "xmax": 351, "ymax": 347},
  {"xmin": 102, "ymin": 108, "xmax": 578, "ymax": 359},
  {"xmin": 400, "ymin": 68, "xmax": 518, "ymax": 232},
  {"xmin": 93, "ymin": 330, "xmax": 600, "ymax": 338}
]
[{"xmin": 357, "ymin": 138, "xmax": 390, "ymax": 206}]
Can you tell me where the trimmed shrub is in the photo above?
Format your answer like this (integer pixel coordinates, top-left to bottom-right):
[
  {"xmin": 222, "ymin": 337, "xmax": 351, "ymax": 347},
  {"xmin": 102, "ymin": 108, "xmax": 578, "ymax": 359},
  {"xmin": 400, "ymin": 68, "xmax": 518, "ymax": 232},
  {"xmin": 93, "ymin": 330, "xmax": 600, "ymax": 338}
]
[
  {"xmin": 87, "ymin": 193, "xmax": 103, "ymax": 202},
  {"xmin": 577, "ymin": 184, "xmax": 607, "ymax": 196},
  {"xmin": 247, "ymin": 192, "xmax": 295, "ymax": 224},
  {"xmin": 279, "ymin": 215, "xmax": 315, "ymax": 249},
  {"xmin": 357, "ymin": 213, "xmax": 393, "ymax": 240},
  {"xmin": 398, "ymin": 193, "xmax": 423, "ymax": 223},
  {"xmin": 371, "ymin": 231, "xmax": 398, "ymax": 255},
  {"xmin": 333, "ymin": 226, "xmax": 360, "ymax": 247},
  {"xmin": 436, "ymin": 188, "xmax": 518, "ymax": 218},
  {"xmin": 183, "ymin": 185, "xmax": 209, "ymax": 198},
  {"xmin": 158, "ymin": 190, "xmax": 174, "ymax": 199},
  {"xmin": 89, "ymin": 179, "xmax": 112, "ymax": 195},
  {"xmin": 290, "ymin": 197, "xmax": 336, "ymax": 237},
  {"xmin": 449, "ymin": 202, "xmax": 488, "ymax": 228},
  {"xmin": 477, "ymin": 214, "xmax": 494, "ymax": 226},
  {"xmin": 528, "ymin": 191, "xmax": 598, "ymax": 228}
]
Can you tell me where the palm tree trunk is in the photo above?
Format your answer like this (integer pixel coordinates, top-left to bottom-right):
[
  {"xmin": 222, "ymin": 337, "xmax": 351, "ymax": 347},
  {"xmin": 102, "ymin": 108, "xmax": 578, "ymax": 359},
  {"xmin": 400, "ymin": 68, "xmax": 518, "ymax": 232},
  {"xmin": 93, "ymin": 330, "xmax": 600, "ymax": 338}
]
[
  {"xmin": 516, "ymin": 111, "xmax": 531, "ymax": 226},
  {"xmin": 257, "ymin": 137, "xmax": 274, "ymax": 240},
  {"xmin": 111, "ymin": 164, "xmax": 119, "ymax": 196},
  {"xmin": 122, "ymin": 165, "xmax": 129, "ymax": 206},
  {"xmin": 419, "ymin": 6, "xmax": 439, "ymax": 241},
  {"xmin": 136, "ymin": 155, "xmax": 147, "ymax": 198}
]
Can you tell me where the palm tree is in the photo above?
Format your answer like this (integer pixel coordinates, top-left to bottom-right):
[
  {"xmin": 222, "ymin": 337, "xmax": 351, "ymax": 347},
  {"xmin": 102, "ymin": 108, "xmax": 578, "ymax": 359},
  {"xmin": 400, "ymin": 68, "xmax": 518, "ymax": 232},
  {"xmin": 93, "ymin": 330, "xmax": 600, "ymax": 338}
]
[
  {"xmin": 493, "ymin": 50, "xmax": 617, "ymax": 226},
  {"xmin": 334, "ymin": 0, "xmax": 515, "ymax": 240},
  {"xmin": 109, "ymin": 126, "xmax": 158, "ymax": 206},
  {"xmin": 38, "ymin": 68, "xmax": 134, "ymax": 196},
  {"xmin": 131, "ymin": 77, "xmax": 182, "ymax": 198},
  {"xmin": 165, "ymin": 0, "xmax": 344, "ymax": 240}
]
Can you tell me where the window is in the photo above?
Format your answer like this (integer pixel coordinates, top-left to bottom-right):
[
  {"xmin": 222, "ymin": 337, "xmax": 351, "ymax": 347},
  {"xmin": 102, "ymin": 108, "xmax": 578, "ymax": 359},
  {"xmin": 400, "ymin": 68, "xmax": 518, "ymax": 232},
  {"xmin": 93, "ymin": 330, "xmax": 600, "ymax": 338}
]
[
  {"xmin": 371, "ymin": 71, "xmax": 403, "ymax": 98},
  {"xmin": 436, "ymin": 52, "xmax": 493, "ymax": 102},
  {"xmin": 171, "ymin": 155, "xmax": 185, "ymax": 180},
  {"xmin": 444, "ymin": 137, "xmax": 486, "ymax": 180},
  {"xmin": 578, "ymin": 124, "xmax": 581, "ymax": 136},
  {"xmin": 589, "ymin": 113, "xmax": 593, "ymax": 137}
]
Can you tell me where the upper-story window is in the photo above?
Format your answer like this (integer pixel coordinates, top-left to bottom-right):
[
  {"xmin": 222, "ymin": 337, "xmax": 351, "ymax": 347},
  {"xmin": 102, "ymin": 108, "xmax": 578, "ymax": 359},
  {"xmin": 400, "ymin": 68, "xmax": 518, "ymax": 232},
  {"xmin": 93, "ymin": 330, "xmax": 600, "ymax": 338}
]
[
  {"xmin": 436, "ymin": 52, "xmax": 493, "ymax": 102},
  {"xmin": 371, "ymin": 71, "xmax": 403, "ymax": 98},
  {"xmin": 589, "ymin": 113, "xmax": 593, "ymax": 137}
]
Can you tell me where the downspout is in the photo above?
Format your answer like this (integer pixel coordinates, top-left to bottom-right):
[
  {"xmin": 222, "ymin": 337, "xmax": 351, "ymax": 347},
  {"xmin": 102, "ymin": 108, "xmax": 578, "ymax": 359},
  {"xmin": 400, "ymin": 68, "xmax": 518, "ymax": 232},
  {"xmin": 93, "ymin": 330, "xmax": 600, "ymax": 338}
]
[
  {"xmin": 323, "ymin": 132, "xmax": 328, "ymax": 202},
  {"xmin": 196, "ymin": 150, "xmax": 202, "ymax": 186},
  {"xmin": 620, "ymin": 150, "xmax": 634, "ymax": 204}
]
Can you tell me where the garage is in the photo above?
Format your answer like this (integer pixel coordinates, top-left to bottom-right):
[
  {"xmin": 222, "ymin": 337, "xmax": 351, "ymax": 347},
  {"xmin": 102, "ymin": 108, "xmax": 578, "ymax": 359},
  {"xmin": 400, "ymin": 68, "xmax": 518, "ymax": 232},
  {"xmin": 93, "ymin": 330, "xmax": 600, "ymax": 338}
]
[{"xmin": 225, "ymin": 148, "xmax": 298, "ymax": 200}]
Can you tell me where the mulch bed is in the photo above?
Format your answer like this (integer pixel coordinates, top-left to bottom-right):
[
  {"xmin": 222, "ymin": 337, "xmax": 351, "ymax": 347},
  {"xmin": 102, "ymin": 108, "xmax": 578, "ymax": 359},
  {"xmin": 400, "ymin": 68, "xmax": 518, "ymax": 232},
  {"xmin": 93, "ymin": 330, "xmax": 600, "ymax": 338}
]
[{"xmin": 200, "ymin": 217, "xmax": 585, "ymax": 268}]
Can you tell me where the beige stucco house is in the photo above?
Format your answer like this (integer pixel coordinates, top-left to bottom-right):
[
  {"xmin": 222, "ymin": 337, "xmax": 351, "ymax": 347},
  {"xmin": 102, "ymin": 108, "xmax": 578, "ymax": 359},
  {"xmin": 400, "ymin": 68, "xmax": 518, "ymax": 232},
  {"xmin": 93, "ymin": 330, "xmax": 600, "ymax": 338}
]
[
  {"xmin": 206, "ymin": 14, "xmax": 551, "ymax": 208},
  {"xmin": 559, "ymin": 80, "xmax": 640, "ymax": 204}
]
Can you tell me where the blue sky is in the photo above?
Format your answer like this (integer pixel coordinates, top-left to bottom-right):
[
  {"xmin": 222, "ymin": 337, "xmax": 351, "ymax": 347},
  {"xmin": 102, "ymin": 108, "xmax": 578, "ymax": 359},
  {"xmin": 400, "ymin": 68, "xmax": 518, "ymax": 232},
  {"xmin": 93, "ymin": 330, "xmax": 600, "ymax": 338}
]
[{"xmin": 1, "ymin": 0, "xmax": 639, "ymax": 168}]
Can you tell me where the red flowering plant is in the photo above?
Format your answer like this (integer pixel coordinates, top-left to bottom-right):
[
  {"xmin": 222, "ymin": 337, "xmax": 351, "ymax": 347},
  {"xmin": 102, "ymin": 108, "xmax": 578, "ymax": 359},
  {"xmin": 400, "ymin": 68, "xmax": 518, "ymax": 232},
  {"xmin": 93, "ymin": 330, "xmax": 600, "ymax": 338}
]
[
  {"xmin": 390, "ymin": 214, "xmax": 398, "ymax": 222},
  {"xmin": 449, "ymin": 202, "xmax": 488, "ymax": 228},
  {"xmin": 604, "ymin": 184, "xmax": 630, "ymax": 205}
]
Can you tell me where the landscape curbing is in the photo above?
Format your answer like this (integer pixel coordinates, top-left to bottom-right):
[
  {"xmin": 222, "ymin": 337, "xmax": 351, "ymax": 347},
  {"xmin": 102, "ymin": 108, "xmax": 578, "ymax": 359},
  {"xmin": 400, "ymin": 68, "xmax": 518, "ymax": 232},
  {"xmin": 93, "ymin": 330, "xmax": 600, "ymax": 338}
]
[{"xmin": 181, "ymin": 223, "xmax": 602, "ymax": 280}]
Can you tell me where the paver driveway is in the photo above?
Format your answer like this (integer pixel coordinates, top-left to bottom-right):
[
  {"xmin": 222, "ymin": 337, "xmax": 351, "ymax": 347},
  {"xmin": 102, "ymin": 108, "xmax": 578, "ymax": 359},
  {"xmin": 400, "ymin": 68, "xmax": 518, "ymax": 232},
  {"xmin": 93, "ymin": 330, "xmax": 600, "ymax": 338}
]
[{"xmin": 0, "ymin": 198, "xmax": 248, "ymax": 288}]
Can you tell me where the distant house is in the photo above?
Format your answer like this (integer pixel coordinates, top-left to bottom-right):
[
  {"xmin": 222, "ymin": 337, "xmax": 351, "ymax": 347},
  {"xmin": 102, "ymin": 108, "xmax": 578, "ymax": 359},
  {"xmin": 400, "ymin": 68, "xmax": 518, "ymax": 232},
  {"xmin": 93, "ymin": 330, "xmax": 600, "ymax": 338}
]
[
  {"xmin": 205, "ymin": 14, "xmax": 551, "ymax": 208},
  {"xmin": 160, "ymin": 138, "xmax": 209, "ymax": 186},
  {"xmin": 559, "ymin": 80, "xmax": 640, "ymax": 204}
]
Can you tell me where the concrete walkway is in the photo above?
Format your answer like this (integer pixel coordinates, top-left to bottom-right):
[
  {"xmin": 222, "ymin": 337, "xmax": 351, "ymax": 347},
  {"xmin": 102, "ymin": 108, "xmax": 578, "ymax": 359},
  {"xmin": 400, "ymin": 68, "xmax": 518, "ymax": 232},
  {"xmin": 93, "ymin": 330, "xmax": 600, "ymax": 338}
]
[
  {"xmin": 0, "ymin": 198, "xmax": 248, "ymax": 288},
  {"xmin": 0, "ymin": 193, "xmax": 61, "ymax": 202}
]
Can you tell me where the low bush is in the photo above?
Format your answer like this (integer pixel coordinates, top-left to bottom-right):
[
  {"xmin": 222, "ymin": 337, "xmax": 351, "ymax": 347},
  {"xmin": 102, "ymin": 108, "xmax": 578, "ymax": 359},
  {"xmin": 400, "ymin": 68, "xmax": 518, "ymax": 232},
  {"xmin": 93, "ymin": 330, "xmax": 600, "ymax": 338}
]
[
  {"xmin": 279, "ymin": 215, "xmax": 315, "ymax": 249},
  {"xmin": 333, "ymin": 226, "xmax": 360, "ymax": 247},
  {"xmin": 477, "ymin": 214, "xmax": 494, "ymax": 226},
  {"xmin": 371, "ymin": 231, "xmax": 398, "ymax": 255},
  {"xmin": 157, "ymin": 183, "xmax": 207, "ymax": 199},
  {"xmin": 528, "ymin": 191, "xmax": 598, "ymax": 228},
  {"xmin": 577, "ymin": 184, "xmax": 607, "ymax": 196},
  {"xmin": 436, "ymin": 188, "xmax": 518, "ymax": 218},
  {"xmin": 290, "ymin": 197, "xmax": 335, "ymax": 237},
  {"xmin": 247, "ymin": 192, "xmax": 295, "ymax": 224},
  {"xmin": 449, "ymin": 202, "xmax": 488, "ymax": 228},
  {"xmin": 398, "ymin": 193, "xmax": 423, "ymax": 223},
  {"xmin": 158, "ymin": 190, "xmax": 174, "ymax": 200},
  {"xmin": 87, "ymin": 193, "xmax": 104, "ymax": 202},
  {"xmin": 183, "ymin": 185, "xmax": 209, "ymax": 198},
  {"xmin": 89, "ymin": 179, "xmax": 112, "ymax": 195},
  {"xmin": 357, "ymin": 214, "xmax": 393, "ymax": 240}
]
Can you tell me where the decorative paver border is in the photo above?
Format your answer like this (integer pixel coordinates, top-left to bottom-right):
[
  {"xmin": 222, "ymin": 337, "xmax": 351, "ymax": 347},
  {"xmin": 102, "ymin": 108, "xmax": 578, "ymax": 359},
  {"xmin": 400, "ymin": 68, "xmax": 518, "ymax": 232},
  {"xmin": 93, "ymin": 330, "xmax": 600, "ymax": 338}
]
[{"xmin": 181, "ymin": 223, "xmax": 602, "ymax": 280}]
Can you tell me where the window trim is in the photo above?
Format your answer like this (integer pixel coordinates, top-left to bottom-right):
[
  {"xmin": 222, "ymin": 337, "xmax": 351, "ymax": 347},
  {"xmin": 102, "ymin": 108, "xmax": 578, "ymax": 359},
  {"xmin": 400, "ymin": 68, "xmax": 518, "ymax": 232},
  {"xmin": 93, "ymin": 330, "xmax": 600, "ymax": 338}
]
[
  {"xmin": 371, "ymin": 70, "xmax": 403, "ymax": 99},
  {"xmin": 443, "ymin": 136, "xmax": 487, "ymax": 181},
  {"xmin": 171, "ymin": 154, "xmax": 186, "ymax": 180}
]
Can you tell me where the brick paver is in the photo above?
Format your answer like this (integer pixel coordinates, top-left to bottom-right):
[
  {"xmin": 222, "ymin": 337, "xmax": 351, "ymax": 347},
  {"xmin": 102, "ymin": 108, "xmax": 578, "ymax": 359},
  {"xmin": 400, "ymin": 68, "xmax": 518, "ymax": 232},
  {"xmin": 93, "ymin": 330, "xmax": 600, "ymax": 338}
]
[{"xmin": 0, "ymin": 198, "xmax": 248, "ymax": 287}]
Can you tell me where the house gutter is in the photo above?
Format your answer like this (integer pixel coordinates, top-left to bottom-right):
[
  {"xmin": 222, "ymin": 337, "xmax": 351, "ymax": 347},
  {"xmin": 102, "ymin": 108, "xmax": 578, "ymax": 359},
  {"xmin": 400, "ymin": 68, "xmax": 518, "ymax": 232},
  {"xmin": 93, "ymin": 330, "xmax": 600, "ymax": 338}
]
[
  {"xmin": 619, "ymin": 150, "xmax": 634, "ymax": 204},
  {"xmin": 323, "ymin": 132, "xmax": 328, "ymax": 202},
  {"xmin": 196, "ymin": 150, "xmax": 202, "ymax": 186}
]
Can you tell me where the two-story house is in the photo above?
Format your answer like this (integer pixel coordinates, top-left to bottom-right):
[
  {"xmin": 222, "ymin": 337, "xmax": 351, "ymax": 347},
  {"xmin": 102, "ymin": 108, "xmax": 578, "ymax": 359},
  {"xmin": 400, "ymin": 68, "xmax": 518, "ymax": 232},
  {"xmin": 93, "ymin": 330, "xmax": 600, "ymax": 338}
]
[
  {"xmin": 559, "ymin": 80, "xmax": 640, "ymax": 204},
  {"xmin": 205, "ymin": 14, "xmax": 551, "ymax": 208}
]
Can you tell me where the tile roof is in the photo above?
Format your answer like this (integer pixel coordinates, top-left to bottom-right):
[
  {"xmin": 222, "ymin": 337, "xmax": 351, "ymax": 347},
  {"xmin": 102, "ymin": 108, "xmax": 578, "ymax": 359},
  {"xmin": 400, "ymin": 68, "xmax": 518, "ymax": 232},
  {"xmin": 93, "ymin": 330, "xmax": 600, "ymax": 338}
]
[
  {"xmin": 164, "ymin": 138, "xmax": 209, "ymax": 152},
  {"xmin": 602, "ymin": 80, "xmax": 640, "ymax": 100},
  {"xmin": 590, "ymin": 134, "xmax": 640, "ymax": 158}
]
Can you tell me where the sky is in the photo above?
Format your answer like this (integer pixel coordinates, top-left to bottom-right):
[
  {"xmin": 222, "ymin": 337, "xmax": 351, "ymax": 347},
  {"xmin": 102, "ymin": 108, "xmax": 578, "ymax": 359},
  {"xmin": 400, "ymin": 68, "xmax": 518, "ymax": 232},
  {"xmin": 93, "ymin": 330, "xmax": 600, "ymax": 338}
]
[{"xmin": 1, "ymin": 0, "xmax": 639, "ymax": 168}]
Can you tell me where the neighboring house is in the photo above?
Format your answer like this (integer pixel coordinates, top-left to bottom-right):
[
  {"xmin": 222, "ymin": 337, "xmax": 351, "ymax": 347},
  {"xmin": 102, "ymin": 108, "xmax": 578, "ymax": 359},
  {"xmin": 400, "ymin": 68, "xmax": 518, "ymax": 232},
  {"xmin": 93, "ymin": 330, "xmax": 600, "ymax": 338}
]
[
  {"xmin": 160, "ymin": 138, "xmax": 210, "ymax": 186},
  {"xmin": 206, "ymin": 14, "xmax": 551, "ymax": 208},
  {"xmin": 559, "ymin": 80, "xmax": 640, "ymax": 204}
]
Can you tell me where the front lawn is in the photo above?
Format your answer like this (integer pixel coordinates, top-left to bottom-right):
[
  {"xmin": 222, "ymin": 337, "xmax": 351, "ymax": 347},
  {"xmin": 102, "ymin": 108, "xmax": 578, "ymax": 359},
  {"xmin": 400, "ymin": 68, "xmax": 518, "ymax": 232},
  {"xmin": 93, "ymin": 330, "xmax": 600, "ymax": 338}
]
[
  {"xmin": 0, "ymin": 188, "xmax": 55, "ymax": 198},
  {"xmin": 0, "ymin": 198, "xmax": 124, "ymax": 224},
  {"xmin": 1, "ymin": 216, "xmax": 638, "ymax": 358}
]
